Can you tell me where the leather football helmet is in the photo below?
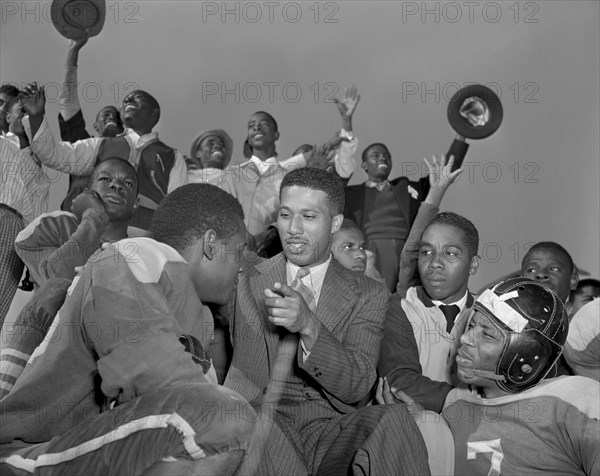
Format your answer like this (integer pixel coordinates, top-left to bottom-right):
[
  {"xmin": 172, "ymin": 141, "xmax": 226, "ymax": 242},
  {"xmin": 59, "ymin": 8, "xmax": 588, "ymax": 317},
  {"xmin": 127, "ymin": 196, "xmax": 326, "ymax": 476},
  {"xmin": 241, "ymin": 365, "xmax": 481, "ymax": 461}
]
[{"xmin": 473, "ymin": 277, "xmax": 569, "ymax": 393}]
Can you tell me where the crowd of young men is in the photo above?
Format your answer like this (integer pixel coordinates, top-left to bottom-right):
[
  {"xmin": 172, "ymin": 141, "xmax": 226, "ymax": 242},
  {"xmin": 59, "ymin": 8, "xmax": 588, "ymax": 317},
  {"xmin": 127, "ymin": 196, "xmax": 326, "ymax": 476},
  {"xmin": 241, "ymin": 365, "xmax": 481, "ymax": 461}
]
[{"xmin": 0, "ymin": 35, "xmax": 598, "ymax": 476}]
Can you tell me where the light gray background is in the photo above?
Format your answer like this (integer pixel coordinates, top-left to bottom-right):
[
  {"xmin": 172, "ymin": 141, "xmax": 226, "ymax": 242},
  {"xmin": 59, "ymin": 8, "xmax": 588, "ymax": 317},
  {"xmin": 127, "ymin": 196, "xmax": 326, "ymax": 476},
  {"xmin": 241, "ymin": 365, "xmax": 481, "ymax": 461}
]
[{"xmin": 2, "ymin": 0, "xmax": 599, "ymax": 322}]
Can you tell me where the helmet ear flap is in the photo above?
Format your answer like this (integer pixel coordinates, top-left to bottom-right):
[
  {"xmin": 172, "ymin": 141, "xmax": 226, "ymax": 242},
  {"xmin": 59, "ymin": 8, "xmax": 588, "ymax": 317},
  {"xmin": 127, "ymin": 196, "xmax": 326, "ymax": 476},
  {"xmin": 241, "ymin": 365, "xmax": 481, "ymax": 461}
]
[{"xmin": 496, "ymin": 331, "xmax": 563, "ymax": 393}]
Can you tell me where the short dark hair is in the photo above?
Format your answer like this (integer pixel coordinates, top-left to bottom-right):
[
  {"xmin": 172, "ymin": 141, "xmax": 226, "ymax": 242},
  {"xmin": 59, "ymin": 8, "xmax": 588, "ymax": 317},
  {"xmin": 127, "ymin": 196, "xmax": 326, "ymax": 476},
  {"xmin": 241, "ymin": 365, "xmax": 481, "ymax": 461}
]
[
  {"xmin": 95, "ymin": 105, "xmax": 121, "ymax": 121},
  {"xmin": 88, "ymin": 157, "xmax": 139, "ymax": 195},
  {"xmin": 280, "ymin": 167, "xmax": 345, "ymax": 215},
  {"xmin": 126, "ymin": 90, "xmax": 161, "ymax": 124},
  {"xmin": 361, "ymin": 142, "xmax": 389, "ymax": 162},
  {"xmin": 337, "ymin": 218, "xmax": 361, "ymax": 234},
  {"xmin": 151, "ymin": 184, "xmax": 245, "ymax": 253},
  {"xmin": 2, "ymin": 87, "xmax": 21, "ymax": 114},
  {"xmin": 573, "ymin": 278, "xmax": 600, "ymax": 295},
  {"xmin": 0, "ymin": 84, "xmax": 20, "ymax": 99},
  {"xmin": 425, "ymin": 212, "xmax": 479, "ymax": 258},
  {"xmin": 523, "ymin": 242, "xmax": 574, "ymax": 274},
  {"xmin": 251, "ymin": 111, "xmax": 278, "ymax": 132}
]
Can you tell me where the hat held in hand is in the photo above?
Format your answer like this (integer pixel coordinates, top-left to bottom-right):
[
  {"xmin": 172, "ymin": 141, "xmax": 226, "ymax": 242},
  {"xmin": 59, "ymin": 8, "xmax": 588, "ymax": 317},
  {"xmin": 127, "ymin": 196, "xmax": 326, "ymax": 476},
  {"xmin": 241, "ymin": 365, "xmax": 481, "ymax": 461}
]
[{"xmin": 51, "ymin": 0, "xmax": 106, "ymax": 40}]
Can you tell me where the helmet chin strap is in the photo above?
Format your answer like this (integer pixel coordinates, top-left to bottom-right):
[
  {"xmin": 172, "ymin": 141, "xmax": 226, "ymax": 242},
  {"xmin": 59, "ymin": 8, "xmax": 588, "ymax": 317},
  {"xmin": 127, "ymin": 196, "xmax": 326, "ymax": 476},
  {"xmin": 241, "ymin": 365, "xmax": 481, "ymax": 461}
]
[{"xmin": 464, "ymin": 369, "xmax": 506, "ymax": 381}]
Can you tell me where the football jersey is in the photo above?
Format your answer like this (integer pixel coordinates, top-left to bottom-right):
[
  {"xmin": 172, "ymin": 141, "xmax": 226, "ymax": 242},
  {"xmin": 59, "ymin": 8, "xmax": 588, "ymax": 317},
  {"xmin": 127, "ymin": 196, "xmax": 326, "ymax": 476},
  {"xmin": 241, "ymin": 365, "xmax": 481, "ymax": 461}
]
[{"xmin": 443, "ymin": 376, "xmax": 599, "ymax": 475}]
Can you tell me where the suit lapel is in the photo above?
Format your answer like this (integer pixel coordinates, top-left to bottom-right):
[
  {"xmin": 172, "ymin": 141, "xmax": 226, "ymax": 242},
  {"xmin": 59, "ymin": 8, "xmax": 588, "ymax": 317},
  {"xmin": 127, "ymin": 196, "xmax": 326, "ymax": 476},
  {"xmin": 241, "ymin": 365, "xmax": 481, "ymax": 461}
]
[
  {"xmin": 251, "ymin": 254, "xmax": 287, "ymax": 374},
  {"xmin": 317, "ymin": 259, "xmax": 358, "ymax": 331}
]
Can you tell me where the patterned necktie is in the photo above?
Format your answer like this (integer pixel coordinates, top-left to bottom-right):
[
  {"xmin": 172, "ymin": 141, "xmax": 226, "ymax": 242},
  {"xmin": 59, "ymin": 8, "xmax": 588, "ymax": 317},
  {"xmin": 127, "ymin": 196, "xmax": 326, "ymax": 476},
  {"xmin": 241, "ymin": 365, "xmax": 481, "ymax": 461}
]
[
  {"xmin": 439, "ymin": 304, "xmax": 460, "ymax": 333},
  {"xmin": 291, "ymin": 268, "xmax": 317, "ymax": 313}
]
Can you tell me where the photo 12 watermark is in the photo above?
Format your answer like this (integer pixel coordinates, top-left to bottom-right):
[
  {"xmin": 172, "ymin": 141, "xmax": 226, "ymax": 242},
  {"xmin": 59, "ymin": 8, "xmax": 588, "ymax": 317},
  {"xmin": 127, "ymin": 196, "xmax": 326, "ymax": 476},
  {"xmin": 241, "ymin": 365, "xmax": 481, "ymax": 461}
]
[
  {"xmin": 201, "ymin": 81, "xmax": 341, "ymax": 104},
  {"xmin": 2, "ymin": 81, "xmax": 140, "ymax": 105},
  {"xmin": 399, "ymin": 161, "xmax": 540, "ymax": 185},
  {"xmin": 401, "ymin": 82, "xmax": 539, "ymax": 104},
  {"xmin": 200, "ymin": 1, "xmax": 340, "ymax": 24},
  {"xmin": 1, "ymin": 1, "xmax": 141, "ymax": 25},
  {"xmin": 400, "ymin": 1, "xmax": 540, "ymax": 24}
]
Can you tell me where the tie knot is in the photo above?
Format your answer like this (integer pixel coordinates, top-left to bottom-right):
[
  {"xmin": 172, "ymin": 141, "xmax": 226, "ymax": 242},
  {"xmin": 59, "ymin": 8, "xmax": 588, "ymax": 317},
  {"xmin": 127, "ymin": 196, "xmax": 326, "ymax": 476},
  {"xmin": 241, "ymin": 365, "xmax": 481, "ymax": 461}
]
[
  {"xmin": 292, "ymin": 267, "xmax": 310, "ymax": 287},
  {"xmin": 439, "ymin": 304, "xmax": 460, "ymax": 333}
]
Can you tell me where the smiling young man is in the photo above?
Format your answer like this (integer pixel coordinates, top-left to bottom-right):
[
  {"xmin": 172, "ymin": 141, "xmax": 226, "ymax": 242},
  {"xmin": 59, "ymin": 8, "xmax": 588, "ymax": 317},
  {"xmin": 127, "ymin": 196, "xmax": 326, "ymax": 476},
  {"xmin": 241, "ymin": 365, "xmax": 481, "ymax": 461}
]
[
  {"xmin": 344, "ymin": 143, "xmax": 430, "ymax": 292},
  {"xmin": 186, "ymin": 129, "xmax": 234, "ymax": 183},
  {"xmin": 0, "ymin": 184, "xmax": 255, "ymax": 476},
  {"xmin": 56, "ymin": 33, "xmax": 126, "ymax": 213},
  {"xmin": 224, "ymin": 167, "xmax": 429, "ymax": 475},
  {"xmin": 21, "ymin": 83, "xmax": 187, "ymax": 230},
  {"xmin": 379, "ymin": 209, "xmax": 481, "ymax": 412}
]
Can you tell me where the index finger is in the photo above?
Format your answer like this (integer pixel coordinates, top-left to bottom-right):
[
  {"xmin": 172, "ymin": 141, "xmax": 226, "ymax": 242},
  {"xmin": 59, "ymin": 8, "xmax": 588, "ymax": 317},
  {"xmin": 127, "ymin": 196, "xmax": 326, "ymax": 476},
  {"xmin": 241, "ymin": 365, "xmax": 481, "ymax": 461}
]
[{"xmin": 272, "ymin": 282, "xmax": 296, "ymax": 298}]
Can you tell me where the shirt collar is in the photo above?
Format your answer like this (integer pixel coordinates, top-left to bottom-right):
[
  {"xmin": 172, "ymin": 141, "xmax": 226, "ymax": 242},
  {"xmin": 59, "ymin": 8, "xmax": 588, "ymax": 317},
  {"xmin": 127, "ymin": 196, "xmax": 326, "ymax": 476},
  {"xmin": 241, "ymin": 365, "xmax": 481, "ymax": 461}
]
[
  {"xmin": 124, "ymin": 128, "xmax": 159, "ymax": 149},
  {"xmin": 250, "ymin": 155, "xmax": 280, "ymax": 175},
  {"xmin": 286, "ymin": 256, "xmax": 331, "ymax": 305},
  {"xmin": 432, "ymin": 290, "xmax": 469, "ymax": 312},
  {"xmin": 3, "ymin": 132, "xmax": 20, "ymax": 147},
  {"xmin": 365, "ymin": 180, "xmax": 390, "ymax": 191}
]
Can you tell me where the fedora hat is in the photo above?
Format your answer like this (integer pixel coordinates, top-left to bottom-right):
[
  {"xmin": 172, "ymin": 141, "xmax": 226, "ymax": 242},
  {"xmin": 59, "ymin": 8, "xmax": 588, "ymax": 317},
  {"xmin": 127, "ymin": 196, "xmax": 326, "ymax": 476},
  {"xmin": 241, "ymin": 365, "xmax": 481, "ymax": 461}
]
[{"xmin": 51, "ymin": 0, "xmax": 106, "ymax": 40}]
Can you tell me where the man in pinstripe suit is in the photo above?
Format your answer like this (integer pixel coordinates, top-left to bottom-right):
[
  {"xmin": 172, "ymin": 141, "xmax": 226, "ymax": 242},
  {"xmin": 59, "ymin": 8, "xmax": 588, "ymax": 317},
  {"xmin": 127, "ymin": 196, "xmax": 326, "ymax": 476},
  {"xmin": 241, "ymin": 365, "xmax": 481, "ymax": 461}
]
[{"xmin": 225, "ymin": 168, "xmax": 430, "ymax": 475}]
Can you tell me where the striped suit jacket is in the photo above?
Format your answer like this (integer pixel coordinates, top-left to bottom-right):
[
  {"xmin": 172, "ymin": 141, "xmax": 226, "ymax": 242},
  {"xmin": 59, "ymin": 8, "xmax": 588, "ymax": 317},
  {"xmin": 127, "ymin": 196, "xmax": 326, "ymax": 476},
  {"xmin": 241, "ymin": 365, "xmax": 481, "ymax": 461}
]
[{"xmin": 224, "ymin": 253, "xmax": 390, "ymax": 422}]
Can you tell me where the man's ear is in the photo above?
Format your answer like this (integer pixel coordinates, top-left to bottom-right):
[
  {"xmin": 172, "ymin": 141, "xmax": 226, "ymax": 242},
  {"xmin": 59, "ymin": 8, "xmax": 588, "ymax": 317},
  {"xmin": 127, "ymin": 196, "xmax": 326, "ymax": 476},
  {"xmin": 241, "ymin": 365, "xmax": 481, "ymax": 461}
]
[
  {"xmin": 274, "ymin": 131, "xmax": 280, "ymax": 142},
  {"xmin": 202, "ymin": 229, "xmax": 217, "ymax": 261},
  {"xmin": 570, "ymin": 270, "xmax": 579, "ymax": 291},
  {"xmin": 361, "ymin": 161, "xmax": 367, "ymax": 171},
  {"xmin": 469, "ymin": 255, "xmax": 481, "ymax": 275},
  {"xmin": 331, "ymin": 214, "xmax": 343, "ymax": 234},
  {"xmin": 131, "ymin": 197, "xmax": 140, "ymax": 214}
]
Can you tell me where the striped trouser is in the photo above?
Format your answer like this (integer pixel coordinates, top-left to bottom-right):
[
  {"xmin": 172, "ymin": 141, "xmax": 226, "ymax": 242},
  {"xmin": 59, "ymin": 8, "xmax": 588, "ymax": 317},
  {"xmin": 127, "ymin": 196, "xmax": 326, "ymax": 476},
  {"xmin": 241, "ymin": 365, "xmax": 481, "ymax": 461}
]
[
  {"xmin": 0, "ymin": 279, "xmax": 72, "ymax": 399},
  {"xmin": 0, "ymin": 383, "xmax": 256, "ymax": 476},
  {"xmin": 0, "ymin": 207, "xmax": 24, "ymax": 329}
]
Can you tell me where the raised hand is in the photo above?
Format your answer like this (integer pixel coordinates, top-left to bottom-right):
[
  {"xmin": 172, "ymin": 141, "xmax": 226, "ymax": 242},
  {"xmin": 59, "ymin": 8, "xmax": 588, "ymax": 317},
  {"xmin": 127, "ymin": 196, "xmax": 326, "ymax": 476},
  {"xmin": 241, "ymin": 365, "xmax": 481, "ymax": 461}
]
[
  {"xmin": 422, "ymin": 154, "xmax": 463, "ymax": 208},
  {"xmin": 66, "ymin": 29, "xmax": 90, "ymax": 67},
  {"xmin": 306, "ymin": 143, "xmax": 333, "ymax": 170},
  {"xmin": 333, "ymin": 85, "xmax": 360, "ymax": 118},
  {"xmin": 68, "ymin": 29, "xmax": 90, "ymax": 52},
  {"xmin": 20, "ymin": 83, "xmax": 46, "ymax": 117}
]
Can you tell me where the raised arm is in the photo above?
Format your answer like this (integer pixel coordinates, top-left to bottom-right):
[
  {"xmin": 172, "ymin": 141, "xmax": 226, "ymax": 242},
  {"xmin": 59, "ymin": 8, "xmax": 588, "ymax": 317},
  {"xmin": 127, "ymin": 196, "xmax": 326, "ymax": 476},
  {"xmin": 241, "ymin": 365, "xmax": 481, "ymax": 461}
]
[
  {"xmin": 21, "ymin": 83, "xmax": 101, "ymax": 176},
  {"xmin": 396, "ymin": 154, "xmax": 462, "ymax": 296},
  {"xmin": 60, "ymin": 33, "xmax": 89, "ymax": 122},
  {"xmin": 332, "ymin": 85, "xmax": 360, "ymax": 179}
]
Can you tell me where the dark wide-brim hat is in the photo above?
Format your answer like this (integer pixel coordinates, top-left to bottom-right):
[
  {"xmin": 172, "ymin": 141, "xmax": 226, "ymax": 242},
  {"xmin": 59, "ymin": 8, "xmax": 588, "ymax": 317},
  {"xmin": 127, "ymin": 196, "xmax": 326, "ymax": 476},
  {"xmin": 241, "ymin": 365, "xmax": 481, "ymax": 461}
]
[
  {"xmin": 190, "ymin": 129, "xmax": 234, "ymax": 167},
  {"xmin": 447, "ymin": 84, "xmax": 503, "ymax": 140},
  {"xmin": 51, "ymin": 0, "xmax": 106, "ymax": 40}
]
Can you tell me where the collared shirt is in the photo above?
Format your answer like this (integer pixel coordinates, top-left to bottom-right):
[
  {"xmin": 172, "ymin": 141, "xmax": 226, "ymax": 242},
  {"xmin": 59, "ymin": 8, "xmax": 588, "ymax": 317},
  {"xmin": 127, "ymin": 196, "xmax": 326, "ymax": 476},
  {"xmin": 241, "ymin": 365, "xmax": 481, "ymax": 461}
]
[
  {"xmin": 249, "ymin": 155, "xmax": 282, "ymax": 176},
  {"xmin": 365, "ymin": 180, "xmax": 391, "ymax": 192},
  {"xmin": 0, "ymin": 134, "xmax": 50, "ymax": 223},
  {"xmin": 22, "ymin": 116, "xmax": 187, "ymax": 194},
  {"xmin": 432, "ymin": 291, "xmax": 469, "ymax": 313},
  {"xmin": 285, "ymin": 256, "xmax": 331, "ymax": 307}
]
